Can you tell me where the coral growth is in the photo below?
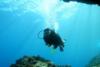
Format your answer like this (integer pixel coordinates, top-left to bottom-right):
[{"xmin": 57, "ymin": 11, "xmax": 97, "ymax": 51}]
[
  {"xmin": 87, "ymin": 54, "xmax": 100, "ymax": 67},
  {"xmin": 10, "ymin": 55, "xmax": 71, "ymax": 67}
]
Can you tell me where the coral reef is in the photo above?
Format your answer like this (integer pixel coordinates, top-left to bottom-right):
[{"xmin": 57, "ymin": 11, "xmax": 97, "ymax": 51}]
[
  {"xmin": 63, "ymin": 0, "xmax": 100, "ymax": 6},
  {"xmin": 87, "ymin": 54, "xmax": 100, "ymax": 67},
  {"xmin": 10, "ymin": 55, "xmax": 71, "ymax": 67}
]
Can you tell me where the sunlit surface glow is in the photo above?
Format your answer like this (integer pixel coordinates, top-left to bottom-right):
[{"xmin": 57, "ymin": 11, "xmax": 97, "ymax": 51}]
[{"xmin": 0, "ymin": 0, "xmax": 79, "ymax": 31}]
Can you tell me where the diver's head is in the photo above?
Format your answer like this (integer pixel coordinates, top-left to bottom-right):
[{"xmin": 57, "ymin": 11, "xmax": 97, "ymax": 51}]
[
  {"xmin": 44, "ymin": 28, "xmax": 52, "ymax": 35},
  {"xmin": 44, "ymin": 28, "xmax": 50, "ymax": 32}
]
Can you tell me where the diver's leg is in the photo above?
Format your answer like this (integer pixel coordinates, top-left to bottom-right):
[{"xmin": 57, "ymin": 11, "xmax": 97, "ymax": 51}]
[
  {"xmin": 62, "ymin": 44, "xmax": 64, "ymax": 47},
  {"xmin": 59, "ymin": 46, "xmax": 64, "ymax": 52},
  {"xmin": 48, "ymin": 44, "xmax": 52, "ymax": 47},
  {"xmin": 45, "ymin": 43, "xmax": 51, "ymax": 47},
  {"xmin": 45, "ymin": 42, "xmax": 50, "ymax": 47},
  {"xmin": 53, "ymin": 45, "xmax": 58, "ymax": 49}
]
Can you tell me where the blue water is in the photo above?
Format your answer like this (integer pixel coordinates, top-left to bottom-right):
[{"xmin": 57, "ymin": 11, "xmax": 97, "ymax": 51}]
[{"xmin": 0, "ymin": 0, "xmax": 100, "ymax": 67}]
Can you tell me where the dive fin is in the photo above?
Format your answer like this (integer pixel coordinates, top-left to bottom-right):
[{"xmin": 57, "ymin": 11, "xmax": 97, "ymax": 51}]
[{"xmin": 59, "ymin": 46, "xmax": 64, "ymax": 52}]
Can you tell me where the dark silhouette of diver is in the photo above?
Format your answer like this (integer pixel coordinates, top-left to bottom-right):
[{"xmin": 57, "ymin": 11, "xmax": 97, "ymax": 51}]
[{"xmin": 43, "ymin": 28, "xmax": 64, "ymax": 52}]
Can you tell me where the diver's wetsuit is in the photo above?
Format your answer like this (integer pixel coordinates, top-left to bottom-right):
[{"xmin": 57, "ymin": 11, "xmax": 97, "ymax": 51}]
[{"xmin": 43, "ymin": 28, "xmax": 64, "ymax": 51}]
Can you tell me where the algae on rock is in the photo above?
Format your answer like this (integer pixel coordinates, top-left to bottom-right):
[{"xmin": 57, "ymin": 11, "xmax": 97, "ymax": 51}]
[
  {"xmin": 86, "ymin": 54, "xmax": 100, "ymax": 67},
  {"xmin": 10, "ymin": 55, "xmax": 71, "ymax": 67}
]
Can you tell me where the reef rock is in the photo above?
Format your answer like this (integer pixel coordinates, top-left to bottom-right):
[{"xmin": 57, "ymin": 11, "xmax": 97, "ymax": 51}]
[
  {"xmin": 10, "ymin": 55, "xmax": 71, "ymax": 67},
  {"xmin": 87, "ymin": 54, "xmax": 100, "ymax": 67}
]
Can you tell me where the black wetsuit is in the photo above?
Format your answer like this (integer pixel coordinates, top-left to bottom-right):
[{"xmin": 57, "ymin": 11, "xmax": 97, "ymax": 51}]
[{"xmin": 43, "ymin": 28, "xmax": 64, "ymax": 51}]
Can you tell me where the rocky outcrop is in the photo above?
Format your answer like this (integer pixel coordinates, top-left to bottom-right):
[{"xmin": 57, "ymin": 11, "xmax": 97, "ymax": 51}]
[
  {"xmin": 10, "ymin": 55, "xmax": 71, "ymax": 67},
  {"xmin": 63, "ymin": 0, "xmax": 100, "ymax": 6},
  {"xmin": 87, "ymin": 54, "xmax": 100, "ymax": 67}
]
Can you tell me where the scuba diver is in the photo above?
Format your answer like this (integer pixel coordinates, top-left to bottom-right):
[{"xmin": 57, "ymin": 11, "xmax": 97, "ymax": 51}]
[{"xmin": 43, "ymin": 28, "xmax": 65, "ymax": 52}]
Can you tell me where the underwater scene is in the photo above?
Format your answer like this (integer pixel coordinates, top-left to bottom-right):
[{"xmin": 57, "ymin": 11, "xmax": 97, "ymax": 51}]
[{"xmin": 0, "ymin": 0, "xmax": 100, "ymax": 67}]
